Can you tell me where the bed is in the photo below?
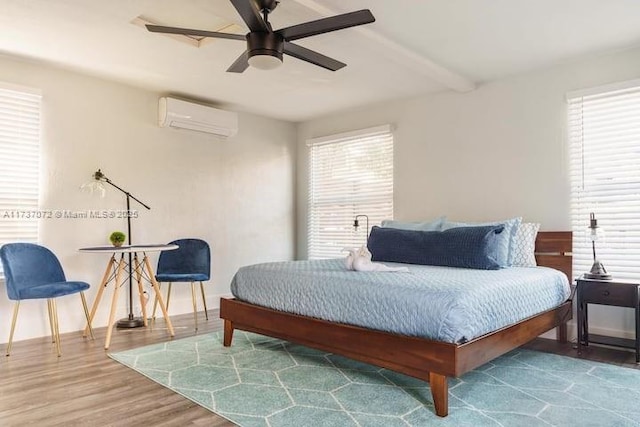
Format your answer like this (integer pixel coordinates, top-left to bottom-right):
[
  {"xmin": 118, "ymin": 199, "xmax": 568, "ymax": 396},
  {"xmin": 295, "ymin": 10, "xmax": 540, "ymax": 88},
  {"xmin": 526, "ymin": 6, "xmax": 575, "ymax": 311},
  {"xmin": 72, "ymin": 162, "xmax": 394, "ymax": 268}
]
[{"xmin": 220, "ymin": 231, "xmax": 572, "ymax": 417}]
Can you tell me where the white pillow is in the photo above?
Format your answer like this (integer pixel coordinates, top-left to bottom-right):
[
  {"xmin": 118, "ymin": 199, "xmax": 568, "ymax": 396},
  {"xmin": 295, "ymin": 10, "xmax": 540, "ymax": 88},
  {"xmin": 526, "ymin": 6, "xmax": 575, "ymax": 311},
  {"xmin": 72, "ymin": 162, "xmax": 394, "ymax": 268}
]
[
  {"xmin": 381, "ymin": 216, "xmax": 446, "ymax": 231},
  {"xmin": 511, "ymin": 223, "xmax": 541, "ymax": 267}
]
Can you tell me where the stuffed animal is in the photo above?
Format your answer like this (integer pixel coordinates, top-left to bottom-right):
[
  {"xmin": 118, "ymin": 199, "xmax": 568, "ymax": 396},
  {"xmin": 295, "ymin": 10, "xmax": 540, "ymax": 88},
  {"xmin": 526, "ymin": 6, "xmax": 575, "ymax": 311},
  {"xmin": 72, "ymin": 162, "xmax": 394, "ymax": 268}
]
[{"xmin": 343, "ymin": 246, "xmax": 409, "ymax": 272}]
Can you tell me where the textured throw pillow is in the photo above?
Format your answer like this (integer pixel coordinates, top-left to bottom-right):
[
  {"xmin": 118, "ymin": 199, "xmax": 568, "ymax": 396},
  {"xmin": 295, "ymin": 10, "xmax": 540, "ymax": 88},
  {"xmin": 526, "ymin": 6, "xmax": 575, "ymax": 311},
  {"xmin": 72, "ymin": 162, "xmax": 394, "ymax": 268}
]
[
  {"xmin": 442, "ymin": 217, "xmax": 522, "ymax": 267},
  {"xmin": 368, "ymin": 225, "xmax": 505, "ymax": 270},
  {"xmin": 381, "ymin": 216, "xmax": 446, "ymax": 231},
  {"xmin": 511, "ymin": 223, "xmax": 541, "ymax": 267}
]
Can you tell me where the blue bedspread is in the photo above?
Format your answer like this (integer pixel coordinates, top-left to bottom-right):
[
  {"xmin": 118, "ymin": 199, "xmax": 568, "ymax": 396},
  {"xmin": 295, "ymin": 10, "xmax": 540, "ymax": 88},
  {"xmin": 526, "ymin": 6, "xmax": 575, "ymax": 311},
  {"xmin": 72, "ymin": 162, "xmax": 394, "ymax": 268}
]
[{"xmin": 230, "ymin": 259, "xmax": 570, "ymax": 343}]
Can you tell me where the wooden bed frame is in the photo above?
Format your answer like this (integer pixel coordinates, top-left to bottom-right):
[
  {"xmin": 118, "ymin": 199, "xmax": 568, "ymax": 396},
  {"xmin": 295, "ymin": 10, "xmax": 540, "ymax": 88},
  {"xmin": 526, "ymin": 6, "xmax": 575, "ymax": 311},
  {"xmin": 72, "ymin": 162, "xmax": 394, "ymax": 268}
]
[{"xmin": 220, "ymin": 231, "xmax": 573, "ymax": 417}]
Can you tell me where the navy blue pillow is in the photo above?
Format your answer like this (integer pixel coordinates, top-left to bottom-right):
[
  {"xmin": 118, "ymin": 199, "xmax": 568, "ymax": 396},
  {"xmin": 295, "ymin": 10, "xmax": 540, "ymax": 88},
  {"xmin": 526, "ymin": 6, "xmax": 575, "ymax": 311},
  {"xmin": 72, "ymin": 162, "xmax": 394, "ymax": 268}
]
[{"xmin": 368, "ymin": 225, "xmax": 505, "ymax": 270}]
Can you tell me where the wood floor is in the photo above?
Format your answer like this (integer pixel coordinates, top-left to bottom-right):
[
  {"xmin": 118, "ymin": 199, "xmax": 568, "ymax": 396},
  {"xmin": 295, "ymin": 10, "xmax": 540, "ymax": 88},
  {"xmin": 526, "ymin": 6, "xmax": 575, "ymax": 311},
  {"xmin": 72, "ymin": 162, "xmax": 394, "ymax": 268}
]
[
  {"xmin": 0, "ymin": 313, "xmax": 637, "ymax": 426},
  {"xmin": 0, "ymin": 311, "xmax": 234, "ymax": 427}
]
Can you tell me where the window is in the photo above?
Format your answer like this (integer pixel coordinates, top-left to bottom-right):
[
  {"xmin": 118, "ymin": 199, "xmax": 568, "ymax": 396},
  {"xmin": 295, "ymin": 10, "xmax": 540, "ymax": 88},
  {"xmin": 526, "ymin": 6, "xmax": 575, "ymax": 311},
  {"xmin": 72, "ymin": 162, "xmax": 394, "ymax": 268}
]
[
  {"xmin": 307, "ymin": 125, "xmax": 393, "ymax": 259},
  {"xmin": 0, "ymin": 83, "xmax": 41, "ymax": 273},
  {"xmin": 568, "ymin": 80, "xmax": 640, "ymax": 280}
]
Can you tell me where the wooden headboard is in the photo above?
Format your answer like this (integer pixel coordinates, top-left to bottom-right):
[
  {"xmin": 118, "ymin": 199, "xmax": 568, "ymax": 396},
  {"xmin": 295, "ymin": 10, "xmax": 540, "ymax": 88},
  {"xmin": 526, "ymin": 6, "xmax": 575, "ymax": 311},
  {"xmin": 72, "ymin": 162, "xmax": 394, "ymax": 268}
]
[{"xmin": 535, "ymin": 231, "xmax": 572, "ymax": 280}]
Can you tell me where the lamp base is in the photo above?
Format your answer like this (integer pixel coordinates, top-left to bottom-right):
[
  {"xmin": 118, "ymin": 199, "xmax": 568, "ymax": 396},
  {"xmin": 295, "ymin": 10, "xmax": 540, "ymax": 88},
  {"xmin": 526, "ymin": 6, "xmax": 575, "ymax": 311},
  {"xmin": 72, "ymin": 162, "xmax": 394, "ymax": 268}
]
[
  {"xmin": 584, "ymin": 272, "xmax": 613, "ymax": 280},
  {"xmin": 116, "ymin": 317, "xmax": 145, "ymax": 328},
  {"xmin": 585, "ymin": 260, "xmax": 612, "ymax": 280}
]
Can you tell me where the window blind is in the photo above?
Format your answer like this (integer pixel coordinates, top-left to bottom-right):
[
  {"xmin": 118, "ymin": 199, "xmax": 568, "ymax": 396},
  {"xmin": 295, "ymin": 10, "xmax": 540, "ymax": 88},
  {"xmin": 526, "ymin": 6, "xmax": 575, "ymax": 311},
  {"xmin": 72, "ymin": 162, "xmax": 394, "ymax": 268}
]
[
  {"xmin": 307, "ymin": 125, "xmax": 393, "ymax": 259},
  {"xmin": 0, "ymin": 84, "xmax": 41, "ymax": 271},
  {"xmin": 568, "ymin": 82, "xmax": 640, "ymax": 281}
]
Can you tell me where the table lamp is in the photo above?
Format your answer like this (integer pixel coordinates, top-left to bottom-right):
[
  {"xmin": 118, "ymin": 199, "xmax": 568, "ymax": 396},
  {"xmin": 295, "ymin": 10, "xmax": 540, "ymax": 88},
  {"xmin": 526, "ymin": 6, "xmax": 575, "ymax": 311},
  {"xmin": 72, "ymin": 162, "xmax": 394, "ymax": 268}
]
[
  {"xmin": 353, "ymin": 214, "xmax": 369, "ymax": 243},
  {"xmin": 584, "ymin": 212, "xmax": 612, "ymax": 280}
]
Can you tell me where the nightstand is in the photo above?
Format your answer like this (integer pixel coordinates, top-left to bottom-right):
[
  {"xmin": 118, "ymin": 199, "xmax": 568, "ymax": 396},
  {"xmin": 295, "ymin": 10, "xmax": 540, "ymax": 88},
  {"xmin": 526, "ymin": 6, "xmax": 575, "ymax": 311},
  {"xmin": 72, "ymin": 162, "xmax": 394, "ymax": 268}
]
[{"xmin": 576, "ymin": 277, "xmax": 640, "ymax": 362}]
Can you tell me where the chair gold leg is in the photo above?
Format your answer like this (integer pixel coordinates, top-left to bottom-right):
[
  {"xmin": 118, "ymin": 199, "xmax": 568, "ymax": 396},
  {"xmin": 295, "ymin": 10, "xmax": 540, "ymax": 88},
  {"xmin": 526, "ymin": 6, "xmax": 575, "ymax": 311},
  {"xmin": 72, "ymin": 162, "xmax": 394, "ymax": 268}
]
[
  {"xmin": 191, "ymin": 282, "xmax": 198, "ymax": 331},
  {"xmin": 47, "ymin": 299, "xmax": 55, "ymax": 343},
  {"xmin": 80, "ymin": 292, "xmax": 95, "ymax": 340},
  {"xmin": 51, "ymin": 299, "xmax": 62, "ymax": 357},
  {"xmin": 6, "ymin": 301, "xmax": 20, "ymax": 356},
  {"xmin": 199, "ymin": 281, "xmax": 208, "ymax": 321}
]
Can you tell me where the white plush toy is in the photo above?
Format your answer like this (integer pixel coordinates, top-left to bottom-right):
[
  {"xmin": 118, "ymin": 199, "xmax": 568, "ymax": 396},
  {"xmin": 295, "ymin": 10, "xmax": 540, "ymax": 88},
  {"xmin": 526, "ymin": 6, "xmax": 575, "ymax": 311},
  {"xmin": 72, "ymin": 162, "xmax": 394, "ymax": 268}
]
[{"xmin": 343, "ymin": 246, "xmax": 409, "ymax": 272}]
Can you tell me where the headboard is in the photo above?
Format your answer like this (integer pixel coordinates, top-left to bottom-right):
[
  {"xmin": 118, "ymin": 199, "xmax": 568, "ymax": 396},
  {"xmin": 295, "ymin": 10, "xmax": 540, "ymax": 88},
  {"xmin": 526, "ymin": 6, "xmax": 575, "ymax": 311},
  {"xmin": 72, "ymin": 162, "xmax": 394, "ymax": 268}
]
[{"xmin": 535, "ymin": 231, "xmax": 572, "ymax": 280}]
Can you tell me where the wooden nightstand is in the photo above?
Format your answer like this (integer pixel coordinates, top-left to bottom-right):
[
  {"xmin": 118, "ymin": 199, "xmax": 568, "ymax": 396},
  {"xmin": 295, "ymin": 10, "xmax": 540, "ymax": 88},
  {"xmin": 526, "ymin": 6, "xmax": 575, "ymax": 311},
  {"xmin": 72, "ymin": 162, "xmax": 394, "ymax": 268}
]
[{"xmin": 576, "ymin": 277, "xmax": 640, "ymax": 362}]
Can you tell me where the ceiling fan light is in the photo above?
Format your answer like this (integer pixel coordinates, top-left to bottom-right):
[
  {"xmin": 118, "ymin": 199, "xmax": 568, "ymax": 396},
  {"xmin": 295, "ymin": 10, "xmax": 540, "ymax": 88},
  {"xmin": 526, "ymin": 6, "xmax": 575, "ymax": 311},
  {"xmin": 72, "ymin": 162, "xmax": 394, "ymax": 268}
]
[{"xmin": 248, "ymin": 54, "xmax": 283, "ymax": 70}]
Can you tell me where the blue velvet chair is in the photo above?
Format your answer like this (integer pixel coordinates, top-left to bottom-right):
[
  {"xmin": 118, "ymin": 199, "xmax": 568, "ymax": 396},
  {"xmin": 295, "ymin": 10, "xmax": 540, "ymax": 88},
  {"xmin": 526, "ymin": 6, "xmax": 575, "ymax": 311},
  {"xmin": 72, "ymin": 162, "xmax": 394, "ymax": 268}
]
[
  {"xmin": 153, "ymin": 239, "xmax": 211, "ymax": 331},
  {"xmin": 0, "ymin": 243, "xmax": 94, "ymax": 356}
]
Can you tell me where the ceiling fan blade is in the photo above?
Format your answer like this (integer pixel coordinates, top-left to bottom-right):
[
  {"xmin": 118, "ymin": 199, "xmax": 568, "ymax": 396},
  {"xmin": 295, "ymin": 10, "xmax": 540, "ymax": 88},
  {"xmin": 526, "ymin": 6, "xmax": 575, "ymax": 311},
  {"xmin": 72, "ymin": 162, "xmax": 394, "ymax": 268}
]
[
  {"xmin": 277, "ymin": 9, "xmax": 374, "ymax": 42},
  {"xmin": 146, "ymin": 25, "xmax": 245, "ymax": 41},
  {"xmin": 227, "ymin": 51, "xmax": 250, "ymax": 73},
  {"xmin": 284, "ymin": 42, "xmax": 346, "ymax": 71},
  {"xmin": 230, "ymin": 0, "xmax": 269, "ymax": 32}
]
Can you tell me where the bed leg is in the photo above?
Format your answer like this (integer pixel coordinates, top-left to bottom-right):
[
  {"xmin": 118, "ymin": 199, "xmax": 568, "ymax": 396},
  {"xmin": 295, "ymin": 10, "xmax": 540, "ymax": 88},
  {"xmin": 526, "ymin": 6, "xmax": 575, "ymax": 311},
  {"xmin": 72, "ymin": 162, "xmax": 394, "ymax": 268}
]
[
  {"xmin": 223, "ymin": 319, "xmax": 234, "ymax": 347},
  {"xmin": 556, "ymin": 322, "xmax": 568, "ymax": 343},
  {"xmin": 429, "ymin": 372, "xmax": 448, "ymax": 417}
]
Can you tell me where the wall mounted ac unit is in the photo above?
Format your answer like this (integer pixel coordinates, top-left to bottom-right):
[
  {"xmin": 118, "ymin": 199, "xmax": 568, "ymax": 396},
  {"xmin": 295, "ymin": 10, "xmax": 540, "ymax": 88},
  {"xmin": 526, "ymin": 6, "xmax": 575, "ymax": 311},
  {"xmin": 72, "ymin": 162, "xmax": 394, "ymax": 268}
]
[{"xmin": 158, "ymin": 97, "xmax": 238, "ymax": 137}]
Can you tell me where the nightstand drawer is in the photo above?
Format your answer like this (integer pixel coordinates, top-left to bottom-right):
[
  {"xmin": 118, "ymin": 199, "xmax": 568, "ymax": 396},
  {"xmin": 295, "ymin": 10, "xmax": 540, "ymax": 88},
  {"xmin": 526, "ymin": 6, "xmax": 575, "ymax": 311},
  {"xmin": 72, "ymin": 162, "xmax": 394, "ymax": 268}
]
[{"xmin": 580, "ymin": 281, "xmax": 638, "ymax": 307}]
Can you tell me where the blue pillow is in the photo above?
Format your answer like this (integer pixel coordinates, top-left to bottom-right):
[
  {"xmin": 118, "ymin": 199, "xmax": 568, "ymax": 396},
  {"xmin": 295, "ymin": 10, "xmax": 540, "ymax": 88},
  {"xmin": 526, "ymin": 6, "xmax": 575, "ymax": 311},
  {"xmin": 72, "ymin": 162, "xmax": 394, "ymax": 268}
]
[
  {"xmin": 442, "ymin": 217, "xmax": 522, "ymax": 267},
  {"xmin": 380, "ymin": 216, "xmax": 446, "ymax": 231},
  {"xmin": 368, "ymin": 225, "xmax": 505, "ymax": 270}
]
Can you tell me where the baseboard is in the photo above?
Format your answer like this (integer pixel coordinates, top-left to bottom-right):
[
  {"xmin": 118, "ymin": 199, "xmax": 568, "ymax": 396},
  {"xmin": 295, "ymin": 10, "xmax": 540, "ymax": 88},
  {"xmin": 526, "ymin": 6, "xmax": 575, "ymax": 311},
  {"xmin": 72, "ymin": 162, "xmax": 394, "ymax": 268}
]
[
  {"xmin": 143, "ymin": 291, "xmax": 233, "ymax": 317},
  {"xmin": 577, "ymin": 323, "xmax": 637, "ymax": 340}
]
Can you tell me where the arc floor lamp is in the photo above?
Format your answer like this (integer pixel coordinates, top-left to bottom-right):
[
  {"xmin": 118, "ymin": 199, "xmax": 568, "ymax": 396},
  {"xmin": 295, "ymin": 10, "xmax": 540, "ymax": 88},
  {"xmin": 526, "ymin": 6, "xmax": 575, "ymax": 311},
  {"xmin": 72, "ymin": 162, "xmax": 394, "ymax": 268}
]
[{"xmin": 84, "ymin": 169, "xmax": 151, "ymax": 328}]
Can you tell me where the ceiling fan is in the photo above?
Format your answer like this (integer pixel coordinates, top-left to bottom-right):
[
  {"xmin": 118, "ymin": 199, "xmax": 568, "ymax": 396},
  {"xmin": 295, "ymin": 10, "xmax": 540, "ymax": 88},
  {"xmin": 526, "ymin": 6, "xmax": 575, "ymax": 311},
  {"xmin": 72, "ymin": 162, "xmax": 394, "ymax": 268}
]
[{"xmin": 146, "ymin": 0, "xmax": 375, "ymax": 73}]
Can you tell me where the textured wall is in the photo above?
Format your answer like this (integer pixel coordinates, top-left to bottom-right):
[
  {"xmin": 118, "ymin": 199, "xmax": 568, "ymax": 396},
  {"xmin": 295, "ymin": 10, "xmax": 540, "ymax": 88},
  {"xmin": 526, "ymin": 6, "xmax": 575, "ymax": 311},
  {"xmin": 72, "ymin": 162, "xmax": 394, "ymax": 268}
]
[
  {"xmin": 0, "ymin": 54, "xmax": 296, "ymax": 343},
  {"xmin": 296, "ymin": 46, "xmax": 640, "ymax": 340}
]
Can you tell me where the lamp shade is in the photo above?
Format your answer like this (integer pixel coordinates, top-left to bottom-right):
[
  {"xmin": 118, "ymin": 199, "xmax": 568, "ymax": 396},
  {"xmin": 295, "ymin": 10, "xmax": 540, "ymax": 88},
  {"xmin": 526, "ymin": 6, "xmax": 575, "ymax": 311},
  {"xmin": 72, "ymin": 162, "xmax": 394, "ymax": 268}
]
[
  {"xmin": 587, "ymin": 212, "xmax": 605, "ymax": 242},
  {"xmin": 585, "ymin": 212, "xmax": 612, "ymax": 280}
]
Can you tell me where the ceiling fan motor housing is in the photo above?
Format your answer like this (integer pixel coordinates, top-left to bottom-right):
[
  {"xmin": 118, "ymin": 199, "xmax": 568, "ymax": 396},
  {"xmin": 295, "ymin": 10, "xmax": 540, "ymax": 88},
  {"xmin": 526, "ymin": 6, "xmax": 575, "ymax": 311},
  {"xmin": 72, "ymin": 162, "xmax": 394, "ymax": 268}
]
[
  {"xmin": 258, "ymin": 0, "xmax": 279, "ymax": 13},
  {"xmin": 146, "ymin": 1, "xmax": 375, "ymax": 73},
  {"xmin": 246, "ymin": 32, "xmax": 284, "ymax": 62}
]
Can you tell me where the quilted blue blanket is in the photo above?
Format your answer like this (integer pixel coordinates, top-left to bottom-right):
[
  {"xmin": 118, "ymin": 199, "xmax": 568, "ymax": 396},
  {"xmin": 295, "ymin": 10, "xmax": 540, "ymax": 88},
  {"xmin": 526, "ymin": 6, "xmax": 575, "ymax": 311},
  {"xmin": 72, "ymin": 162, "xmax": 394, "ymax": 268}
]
[{"xmin": 230, "ymin": 259, "xmax": 570, "ymax": 343}]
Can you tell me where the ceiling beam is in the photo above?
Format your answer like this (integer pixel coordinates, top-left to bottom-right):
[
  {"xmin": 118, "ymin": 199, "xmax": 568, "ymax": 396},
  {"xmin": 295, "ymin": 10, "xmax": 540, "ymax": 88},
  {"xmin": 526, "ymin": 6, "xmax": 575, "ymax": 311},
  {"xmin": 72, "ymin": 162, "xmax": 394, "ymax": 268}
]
[{"xmin": 291, "ymin": 0, "xmax": 476, "ymax": 93}]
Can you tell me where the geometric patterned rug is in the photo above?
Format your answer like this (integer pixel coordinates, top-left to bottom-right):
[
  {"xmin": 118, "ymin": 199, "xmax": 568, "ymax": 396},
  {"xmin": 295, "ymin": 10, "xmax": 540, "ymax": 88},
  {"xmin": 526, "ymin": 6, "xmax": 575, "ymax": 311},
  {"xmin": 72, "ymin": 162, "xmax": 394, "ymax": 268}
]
[{"xmin": 109, "ymin": 331, "xmax": 640, "ymax": 426}]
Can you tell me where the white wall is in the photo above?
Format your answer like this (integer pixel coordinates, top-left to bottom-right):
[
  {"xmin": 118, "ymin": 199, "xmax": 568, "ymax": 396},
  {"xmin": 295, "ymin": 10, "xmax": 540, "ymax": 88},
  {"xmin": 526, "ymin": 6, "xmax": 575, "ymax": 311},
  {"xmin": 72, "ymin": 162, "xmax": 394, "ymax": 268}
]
[
  {"xmin": 297, "ymin": 46, "xmax": 640, "ymax": 341},
  {"xmin": 0, "ymin": 54, "xmax": 296, "ymax": 344}
]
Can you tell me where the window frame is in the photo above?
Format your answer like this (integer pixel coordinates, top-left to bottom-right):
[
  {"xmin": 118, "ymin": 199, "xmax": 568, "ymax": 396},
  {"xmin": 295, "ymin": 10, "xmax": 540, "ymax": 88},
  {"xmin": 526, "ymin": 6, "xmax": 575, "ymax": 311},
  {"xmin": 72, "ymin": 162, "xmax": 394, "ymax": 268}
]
[
  {"xmin": 307, "ymin": 124, "xmax": 394, "ymax": 259},
  {"xmin": 567, "ymin": 79, "xmax": 640, "ymax": 281},
  {"xmin": 0, "ymin": 82, "xmax": 42, "ymax": 276}
]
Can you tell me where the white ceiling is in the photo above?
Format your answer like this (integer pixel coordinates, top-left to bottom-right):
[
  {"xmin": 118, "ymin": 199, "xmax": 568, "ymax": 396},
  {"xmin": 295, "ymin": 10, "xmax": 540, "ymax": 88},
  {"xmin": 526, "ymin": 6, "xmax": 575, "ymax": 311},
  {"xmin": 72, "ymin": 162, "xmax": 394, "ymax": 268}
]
[{"xmin": 1, "ymin": 0, "xmax": 640, "ymax": 121}]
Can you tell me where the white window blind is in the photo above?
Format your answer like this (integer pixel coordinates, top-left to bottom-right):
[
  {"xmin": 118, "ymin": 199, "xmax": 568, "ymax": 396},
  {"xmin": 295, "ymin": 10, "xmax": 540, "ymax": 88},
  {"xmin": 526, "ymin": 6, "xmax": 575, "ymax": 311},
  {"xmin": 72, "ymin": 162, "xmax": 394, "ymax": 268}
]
[
  {"xmin": 568, "ymin": 81, "xmax": 640, "ymax": 281},
  {"xmin": 307, "ymin": 125, "xmax": 393, "ymax": 259},
  {"xmin": 0, "ymin": 84, "xmax": 41, "ymax": 266}
]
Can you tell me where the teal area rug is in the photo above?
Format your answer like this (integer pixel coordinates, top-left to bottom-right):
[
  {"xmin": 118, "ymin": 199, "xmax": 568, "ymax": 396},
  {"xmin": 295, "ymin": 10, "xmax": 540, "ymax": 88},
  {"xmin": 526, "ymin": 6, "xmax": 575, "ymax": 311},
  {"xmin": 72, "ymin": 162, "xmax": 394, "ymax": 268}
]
[{"xmin": 110, "ymin": 331, "xmax": 640, "ymax": 426}]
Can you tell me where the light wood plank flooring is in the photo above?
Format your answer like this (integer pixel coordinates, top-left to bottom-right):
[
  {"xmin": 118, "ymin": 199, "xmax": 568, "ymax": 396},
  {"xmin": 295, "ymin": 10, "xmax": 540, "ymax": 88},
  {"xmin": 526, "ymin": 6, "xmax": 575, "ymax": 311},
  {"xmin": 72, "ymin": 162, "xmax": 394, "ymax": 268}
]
[
  {"xmin": 0, "ymin": 312, "xmax": 637, "ymax": 426},
  {"xmin": 0, "ymin": 311, "xmax": 233, "ymax": 426}
]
